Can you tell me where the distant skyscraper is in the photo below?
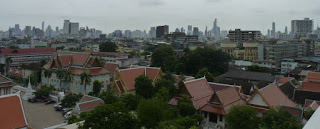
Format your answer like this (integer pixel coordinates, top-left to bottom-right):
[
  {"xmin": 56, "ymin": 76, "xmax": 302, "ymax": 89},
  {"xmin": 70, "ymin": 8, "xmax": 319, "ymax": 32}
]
[
  {"xmin": 175, "ymin": 28, "xmax": 180, "ymax": 32},
  {"xmin": 42, "ymin": 21, "xmax": 45, "ymax": 32},
  {"xmin": 70, "ymin": 22, "xmax": 79, "ymax": 36},
  {"xmin": 14, "ymin": 24, "xmax": 21, "ymax": 36},
  {"xmin": 180, "ymin": 27, "xmax": 185, "ymax": 33},
  {"xmin": 193, "ymin": 27, "xmax": 199, "ymax": 36},
  {"xmin": 285, "ymin": 26, "xmax": 288, "ymax": 35},
  {"xmin": 63, "ymin": 20, "xmax": 70, "ymax": 34},
  {"xmin": 25, "ymin": 26, "xmax": 32, "ymax": 37},
  {"xmin": 212, "ymin": 18, "xmax": 221, "ymax": 38},
  {"xmin": 271, "ymin": 22, "xmax": 276, "ymax": 38},
  {"xmin": 149, "ymin": 27, "xmax": 156, "ymax": 38},
  {"xmin": 187, "ymin": 25, "xmax": 192, "ymax": 35},
  {"xmin": 124, "ymin": 30, "xmax": 131, "ymax": 38},
  {"xmin": 156, "ymin": 25, "xmax": 169, "ymax": 38},
  {"xmin": 205, "ymin": 26, "xmax": 208, "ymax": 37},
  {"xmin": 267, "ymin": 29, "xmax": 271, "ymax": 37}
]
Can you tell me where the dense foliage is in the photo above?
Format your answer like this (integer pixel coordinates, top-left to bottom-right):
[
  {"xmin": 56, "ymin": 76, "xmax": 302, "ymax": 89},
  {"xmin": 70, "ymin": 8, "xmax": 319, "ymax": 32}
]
[
  {"xmin": 99, "ymin": 40, "xmax": 118, "ymax": 52},
  {"xmin": 247, "ymin": 65, "xmax": 271, "ymax": 73},
  {"xmin": 61, "ymin": 94, "xmax": 82, "ymax": 108},
  {"xmin": 134, "ymin": 75, "xmax": 155, "ymax": 99},
  {"xmin": 225, "ymin": 105, "xmax": 260, "ymax": 129},
  {"xmin": 151, "ymin": 45, "xmax": 177, "ymax": 72}
]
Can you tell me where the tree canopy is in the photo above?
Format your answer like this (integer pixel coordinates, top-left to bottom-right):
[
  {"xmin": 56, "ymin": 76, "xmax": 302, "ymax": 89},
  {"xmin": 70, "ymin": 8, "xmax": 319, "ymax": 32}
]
[
  {"xmin": 134, "ymin": 75, "xmax": 155, "ymax": 99},
  {"xmin": 61, "ymin": 94, "xmax": 82, "ymax": 108},
  {"xmin": 92, "ymin": 80, "xmax": 102, "ymax": 96},
  {"xmin": 247, "ymin": 65, "xmax": 271, "ymax": 73},
  {"xmin": 225, "ymin": 105, "xmax": 260, "ymax": 129},
  {"xmin": 99, "ymin": 40, "xmax": 118, "ymax": 52},
  {"xmin": 151, "ymin": 45, "xmax": 177, "ymax": 72}
]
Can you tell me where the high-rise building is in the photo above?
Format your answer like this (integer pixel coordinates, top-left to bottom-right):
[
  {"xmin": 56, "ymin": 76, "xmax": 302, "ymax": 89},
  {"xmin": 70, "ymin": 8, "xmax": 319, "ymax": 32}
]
[
  {"xmin": 193, "ymin": 27, "xmax": 199, "ymax": 36},
  {"xmin": 45, "ymin": 25, "xmax": 53, "ymax": 38},
  {"xmin": 267, "ymin": 29, "xmax": 271, "ymax": 37},
  {"xmin": 271, "ymin": 22, "xmax": 276, "ymax": 38},
  {"xmin": 205, "ymin": 26, "xmax": 208, "ymax": 37},
  {"xmin": 291, "ymin": 18, "xmax": 313, "ymax": 39},
  {"xmin": 149, "ymin": 27, "xmax": 156, "ymax": 38},
  {"xmin": 70, "ymin": 22, "xmax": 79, "ymax": 36},
  {"xmin": 187, "ymin": 25, "xmax": 192, "ymax": 35},
  {"xmin": 212, "ymin": 18, "xmax": 221, "ymax": 38},
  {"xmin": 42, "ymin": 21, "xmax": 45, "ymax": 32},
  {"xmin": 227, "ymin": 29, "xmax": 262, "ymax": 42},
  {"xmin": 24, "ymin": 26, "xmax": 32, "ymax": 37},
  {"xmin": 124, "ymin": 30, "xmax": 131, "ymax": 38},
  {"xmin": 285, "ymin": 26, "xmax": 288, "ymax": 35},
  {"xmin": 63, "ymin": 20, "xmax": 70, "ymax": 35},
  {"xmin": 156, "ymin": 25, "xmax": 169, "ymax": 38},
  {"xmin": 113, "ymin": 30, "xmax": 123, "ymax": 38},
  {"xmin": 180, "ymin": 27, "xmax": 185, "ymax": 33},
  {"xmin": 175, "ymin": 28, "xmax": 180, "ymax": 32}
]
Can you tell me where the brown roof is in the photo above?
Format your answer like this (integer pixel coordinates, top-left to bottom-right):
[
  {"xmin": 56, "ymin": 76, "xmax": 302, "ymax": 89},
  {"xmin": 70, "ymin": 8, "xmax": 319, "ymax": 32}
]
[
  {"xmin": 75, "ymin": 95, "xmax": 104, "ymax": 114},
  {"xmin": 305, "ymin": 72, "xmax": 320, "ymax": 83},
  {"xmin": 0, "ymin": 93, "xmax": 27, "ymax": 129},
  {"xmin": 256, "ymin": 83, "xmax": 298, "ymax": 108},
  {"xmin": 302, "ymin": 72, "xmax": 320, "ymax": 92},
  {"xmin": 0, "ymin": 48, "xmax": 55, "ymax": 55},
  {"xmin": 278, "ymin": 77, "xmax": 294, "ymax": 84},
  {"xmin": 105, "ymin": 63, "xmax": 119, "ymax": 74},
  {"xmin": 184, "ymin": 78, "xmax": 213, "ymax": 109},
  {"xmin": 208, "ymin": 82, "xmax": 240, "ymax": 92},
  {"xmin": 118, "ymin": 67, "xmax": 161, "ymax": 91}
]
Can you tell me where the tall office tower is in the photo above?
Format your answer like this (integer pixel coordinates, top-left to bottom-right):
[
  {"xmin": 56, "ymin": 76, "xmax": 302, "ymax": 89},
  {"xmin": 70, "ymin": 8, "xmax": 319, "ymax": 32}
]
[
  {"xmin": 175, "ymin": 28, "xmax": 180, "ymax": 32},
  {"xmin": 193, "ymin": 27, "xmax": 199, "ymax": 36},
  {"xmin": 42, "ymin": 21, "xmax": 45, "ymax": 32},
  {"xmin": 187, "ymin": 25, "xmax": 192, "ymax": 35},
  {"xmin": 149, "ymin": 27, "xmax": 156, "ymax": 38},
  {"xmin": 271, "ymin": 22, "xmax": 276, "ymax": 38},
  {"xmin": 70, "ymin": 22, "xmax": 79, "ymax": 36},
  {"xmin": 285, "ymin": 26, "xmax": 288, "ymax": 35},
  {"xmin": 212, "ymin": 18, "xmax": 221, "ymax": 38},
  {"xmin": 124, "ymin": 30, "xmax": 131, "ymax": 38},
  {"xmin": 14, "ymin": 24, "xmax": 21, "ymax": 36},
  {"xmin": 113, "ymin": 30, "xmax": 122, "ymax": 38},
  {"xmin": 156, "ymin": 25, "xmax": 169, "ymax": 38},
  {"xmin": 45, "ymin": 25, "xmax": 53, "ymax": 38},
  {"xmin": 63, "ymin": 20, "xmax": 70, "ymax": 34},
  {"xmin": 291, "ymin": 18, "xmax": 313, "ymax": 39},
  {"xmin": 25, "ymin": 26, "xmax": 32, "ymax": 37},
  {"xmin": 205, "ymin": 26, "xmax": 208, "ymax": 37},
  {"xmin": 180, "ymin": 27, "xmax": 185, "ymax": 33},
  {"xmin": 267, "ymin": 29, "xmax": 271, "ymax": 37},
  {"xmin": 8, "ymin": 28, "xmax": 14, "ymax": 38},
  {"xmin": 56, "ymin": 27, "xmax": 60, "ymax": 35}
]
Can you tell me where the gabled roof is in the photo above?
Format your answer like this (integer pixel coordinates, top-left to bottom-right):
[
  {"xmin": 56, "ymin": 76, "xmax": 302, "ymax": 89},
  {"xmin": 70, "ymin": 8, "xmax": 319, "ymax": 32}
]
[
  {"xmin": 0, "ymin": 48, "xmax": 55, "ymax": 55},
  {"xmin": 220, "ymin": 70, "xmax": 275, "ymax": 82},
  {"xmin": 278, "ymin": 77, "xmax": 294, "ymax": 84},
  {"xmin": 201, "ymin": 87, "xmax": 246, "ymax": 114},
  {"xmin": 68, "ymin": 67, "xmax": 109, "ymax": 76},
  {"xmin": 74, "ymin": 95, "xmax": 104, "ymax": 115},
  {"xmin": 250, "ymin": 83, "xmax": 298, "ymax": 108},
  {"xmin": 294, "ymin": 90, "xmax": 320, "ymax": 104},
  {"xmin": 183, "ymin": 78, "xmax": 214, "ymax": 109},
  {"xmin": 208, "ymin": 82, "xmax": 240, "ymax": 92},
  {"xmin": 118, "ymin": 67, "xmax": 161, "ymax": 91},
  {"xmin": 105, "ymin": 63, "xmax": 119, "ymax": 74},
  {"xmin": 279, "ymin": 80, "xmax": 298, "ymax": 99},
  {"xmin": 302, "ymin": 72, "xmax": 320, "ymax": 92},
  {"xmin": 304, "ymin": 72, "xmax": 320, "ymax": 83},
  {"xmin": 0, "ymin": 92, "xmax": 28, "ymax": 129}
]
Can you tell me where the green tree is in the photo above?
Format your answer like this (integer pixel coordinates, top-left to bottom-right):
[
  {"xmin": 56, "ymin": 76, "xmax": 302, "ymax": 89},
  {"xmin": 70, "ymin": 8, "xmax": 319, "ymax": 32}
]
[
  {"xmin": 80, "ymin": 72, "xmax": 92, "ymax": 94},
  {"xmin": 155, "ymin": 79, "xmax": 176, "ymax": 101},
  {"xmin": 260, "ymin": 108, "xmax": 303, "ymax": 129},
  {"xmin": 43, "ymin": 69, "xmax": 53, "ymax": 84},
  {"xmin": 151, "ymin": 45, "xmax": 177, "ymax": 72},
  {"xmin": 134, "ymin": 75, "xmax": 155, "ymax": 99},
  {"xmin": 5, "ymin": 57, "xmax": 12, "ymax": 75},
  {"xmin": 137, "ymin": 99, "xmax": 178, "ymax": 128},
  {"xmin": 99, "ymin": 40, "xmax": 118, "ymax": 52},
  {"xmin": 120, "ymin": 94, "xmax": 142, "ymax": 110},
  {"xmin": 61, "ymin": 94, "xmax": 82, "ymax": 108},
  {"xmin": 225, "ymin": 105, "xmax": 260, "ymax": 129},
  {"xmin": 195, "ymin": 67, "xmax": 215, "ymax": 82},
  {"xmin": 177, "ymin": 96, "xmax": 196, "ymax": 117},
  {"xmin": 79, "ymin": 102, "xmax": 140, "ymax": 129},
  {"xmin": 63, "ymin": 71, "xmax": 73, "ymax": 91},
  {"xmin": 247, "ymin": 65, "xmax": 271, "ymax": 73},
  {"xmin": 33, "ymin": 85, "xmax": 52, "ymax": 99},
  {"xmin": 98, "ymin": 91, "xmax": 118, "ymax": 104},
  {"xmin": 183, "ymin": 47, "xmax": 230, "ymax": 76},
  {"xmin": 55, "ymin": 69, "xmax": 65, "ymax": 91},
  {"xmin": 40, "ymin": 59, "xmax": 47, "ymax": 67},
  {"xmin": 92, "ymin": 80, "xmax": 102, "ymax": 96}
]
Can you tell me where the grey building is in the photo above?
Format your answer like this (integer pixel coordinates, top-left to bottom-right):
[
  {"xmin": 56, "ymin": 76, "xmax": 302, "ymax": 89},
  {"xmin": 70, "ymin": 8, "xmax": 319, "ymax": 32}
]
[
  {"xmin": 227, "ymin": 29, "xmax": 262, "ymax": 43},
  {"xmin": 156, "ymin": 25, "xmax": 169, "ymax": 38},
  {"xmin": 291, "ymin": 18, "xmax": 313, "ymax": 39}
]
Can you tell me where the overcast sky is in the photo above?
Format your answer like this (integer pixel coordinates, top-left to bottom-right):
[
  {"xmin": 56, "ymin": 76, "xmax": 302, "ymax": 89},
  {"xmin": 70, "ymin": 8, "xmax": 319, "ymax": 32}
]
[{"xmin": 0, "ymin": 0, "xmax": 319, "ymax": 34}]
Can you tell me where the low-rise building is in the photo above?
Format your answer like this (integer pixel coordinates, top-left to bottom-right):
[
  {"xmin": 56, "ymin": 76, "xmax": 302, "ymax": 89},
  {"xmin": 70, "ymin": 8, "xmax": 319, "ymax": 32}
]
[
  {"xmin": 72, "ymin": 95, "xmax": 104, "ymax": 117},
  {"xmin": 42, "ymin": 52, "xmax": 111, "ymax": 94},
  {"xmin": 0, "ymin": 48, "xmax": 55, "ymax": 68},
  {"xmin": 281, "ymin": 59, "xmax": 298, "ymax": 74},
  {"xmin": 0, "ymin": 74, "xmax": 15, "ymax": 96}
]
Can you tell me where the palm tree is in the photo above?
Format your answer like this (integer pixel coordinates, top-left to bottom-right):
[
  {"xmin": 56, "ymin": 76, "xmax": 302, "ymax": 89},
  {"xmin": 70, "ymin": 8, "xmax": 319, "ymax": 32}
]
[
  {"xmin": 44, "ymin": 69, "xmax": 53, "ymax": 85},
  {"xmin": 5, "ymin": 57, "xmax": 12, "ymax": 75},
  {"xmin": 80, "ymin": 72, "xmax": 92, "ymax": 94},
  {"xmin": 64, "ymin": 71, "xmax": 73, "ymax": 92},
  {"xmin": 55, "ymin": 69, "xmax": 65, "ymax": 92}
]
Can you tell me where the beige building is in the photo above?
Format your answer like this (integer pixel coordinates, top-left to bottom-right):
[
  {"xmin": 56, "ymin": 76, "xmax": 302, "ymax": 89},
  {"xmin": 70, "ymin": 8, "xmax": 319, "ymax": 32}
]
[
  {"xmin": 243, "ymin": 42, "xmax": 259, "ymax": 61},
  {"xmin": 221, "ymin": 41, "xmax": 237, "ymax": 58}
]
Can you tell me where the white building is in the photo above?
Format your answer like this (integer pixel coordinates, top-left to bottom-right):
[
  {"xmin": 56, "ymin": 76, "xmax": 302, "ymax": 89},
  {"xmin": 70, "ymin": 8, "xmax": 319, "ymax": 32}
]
[{"xmin": 281, "ymin": 58, "xmax": 298, "ymax": 74}]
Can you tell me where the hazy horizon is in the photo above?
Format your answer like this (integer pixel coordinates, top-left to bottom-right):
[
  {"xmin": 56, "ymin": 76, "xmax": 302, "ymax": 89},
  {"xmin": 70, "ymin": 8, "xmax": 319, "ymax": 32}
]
[{"xmin": 0, "ymin": 0, "xmax": 319, "ymax": 34}]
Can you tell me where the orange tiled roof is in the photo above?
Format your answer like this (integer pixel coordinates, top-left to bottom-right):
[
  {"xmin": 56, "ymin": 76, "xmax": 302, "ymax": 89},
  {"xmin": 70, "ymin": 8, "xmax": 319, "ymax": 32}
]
[
  {"xmin": 118, "ymin": 67, "xmax": 161, "ymax": 91},
  {"xmin": 304, "ymin": 72, "xmax": 320, "ymax": 83},
  {"xmin": 258, "ymin": 83, "xmax": 298, "ymax": 108},
  {"xmin": 184, "ymin": 78, "xmax": 214, "ymax": 109},
  {"xmin": 0, "ymin": 94, "xmax": 27, "ymax": 129},
  {"xmin": 68, "ymin": 67, "xmax": 109, "ymax": 75},
  {"xmin": 278, "ymin": 77, "xmax": 294, "ymax": 84},
  {"xmin": 105, "ymin": 63, "xmax": 119, "ymax": 74}
]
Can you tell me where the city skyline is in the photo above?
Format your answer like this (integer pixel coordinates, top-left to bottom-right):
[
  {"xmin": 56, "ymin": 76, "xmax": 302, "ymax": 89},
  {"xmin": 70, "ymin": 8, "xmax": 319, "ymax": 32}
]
[{"xmin": 0, "ymin": 0, "xmax": 319, "ymax": 34}]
